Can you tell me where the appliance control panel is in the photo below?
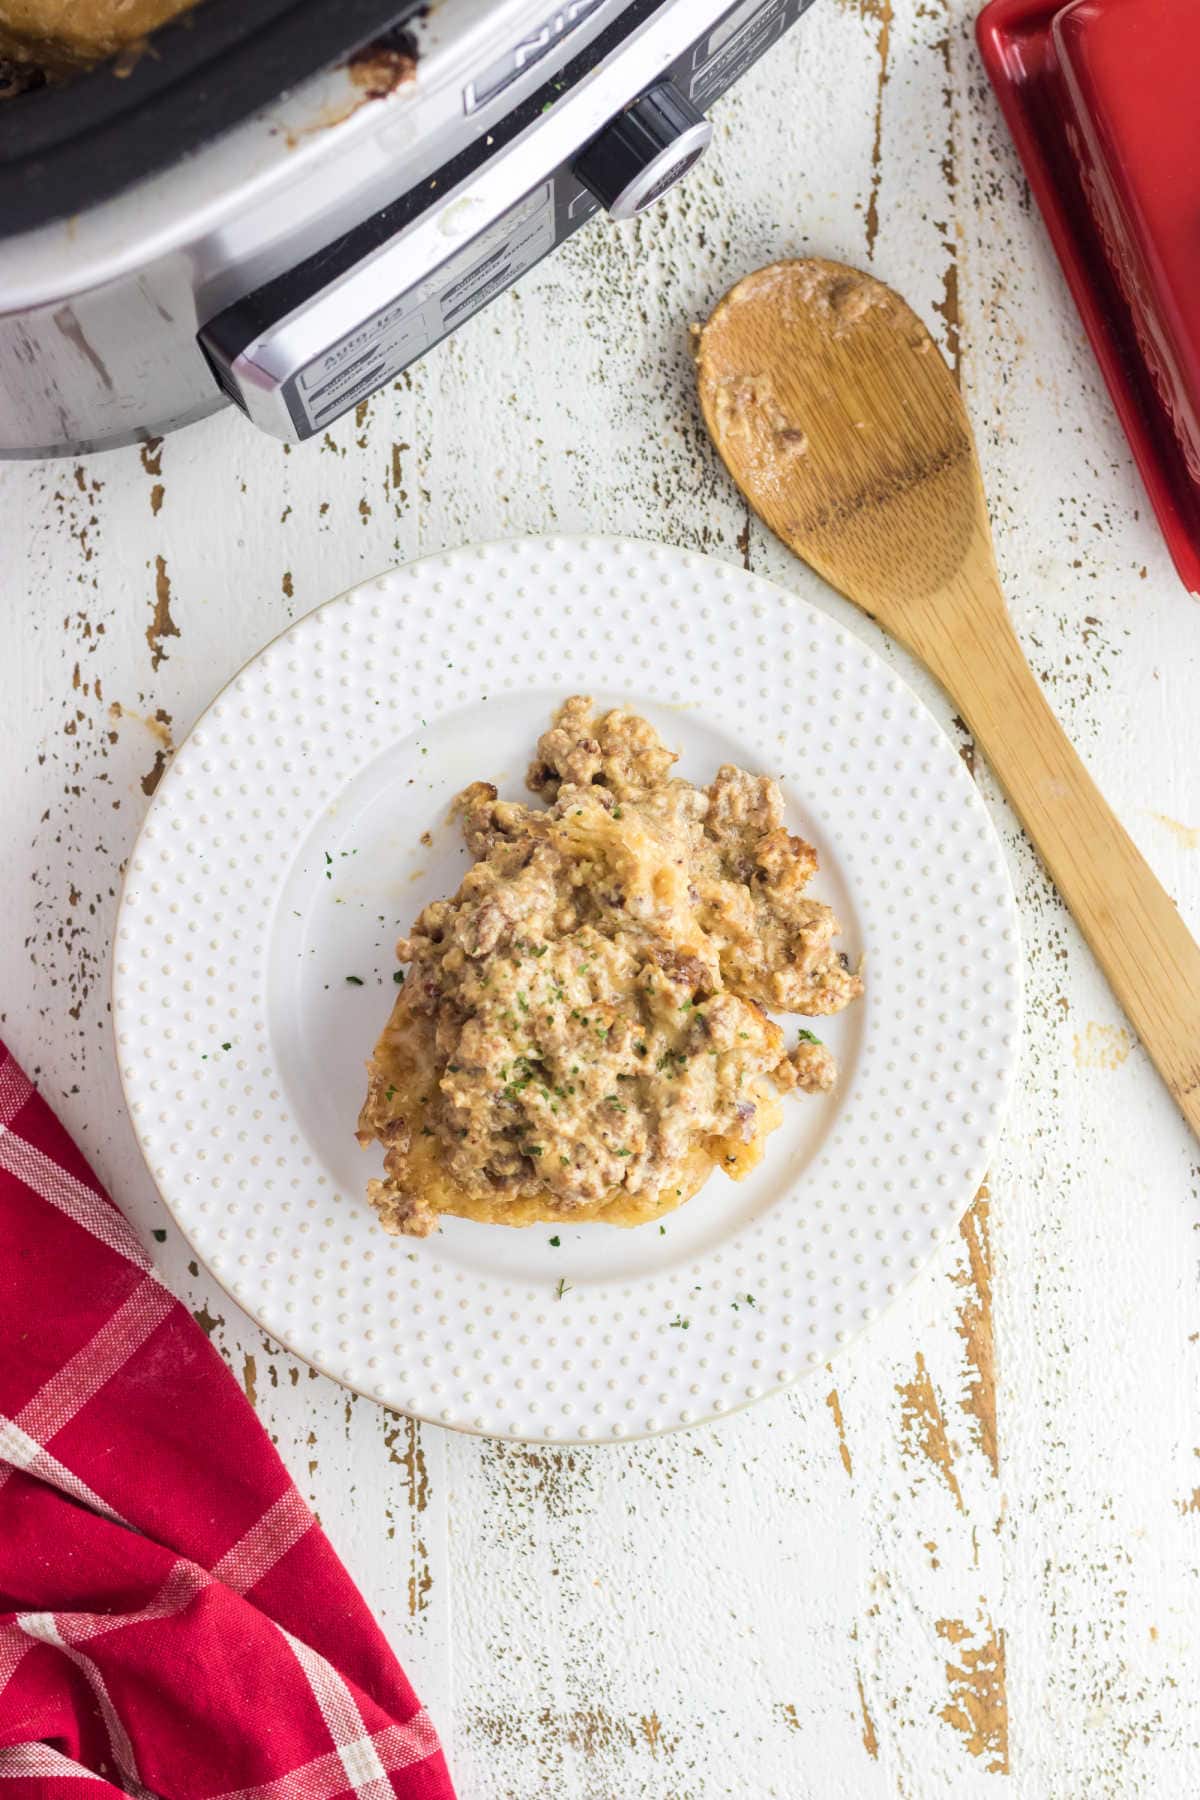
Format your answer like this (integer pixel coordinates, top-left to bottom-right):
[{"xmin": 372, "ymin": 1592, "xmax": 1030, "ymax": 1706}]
[
  {"xmin": 288, "ymin": 184, "xmax": 559, "ymax": 438},
  {"xmin": 201, "ymin": 0, "xmax": 817, "ymax": 441}
]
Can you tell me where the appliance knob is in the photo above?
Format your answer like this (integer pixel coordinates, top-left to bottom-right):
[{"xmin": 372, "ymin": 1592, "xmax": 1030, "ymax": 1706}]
[{"xmin": 574, "ymin": 81, "xmax": 714, "ymax": 222}]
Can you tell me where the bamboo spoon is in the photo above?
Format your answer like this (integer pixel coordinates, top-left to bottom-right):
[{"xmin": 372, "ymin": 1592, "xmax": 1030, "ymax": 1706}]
[{"xmin": 696, "ymin": 257, "xmax": 1200, "ymax": 1139}]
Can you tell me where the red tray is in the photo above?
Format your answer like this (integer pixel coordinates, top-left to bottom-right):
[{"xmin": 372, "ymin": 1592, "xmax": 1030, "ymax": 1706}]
[{"xmin": 977, "ymin": 0, "xmax": 1200, "ymax": 596}]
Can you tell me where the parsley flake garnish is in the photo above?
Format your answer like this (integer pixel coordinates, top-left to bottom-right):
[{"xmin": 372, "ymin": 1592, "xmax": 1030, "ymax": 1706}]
[
  {"xmin": 345, "ymin": 975, "xmax": 364, "ymax": 986},
  {"xmin": 797, "ymin": 1028, "xmax": 823, "ymax": 1045}
]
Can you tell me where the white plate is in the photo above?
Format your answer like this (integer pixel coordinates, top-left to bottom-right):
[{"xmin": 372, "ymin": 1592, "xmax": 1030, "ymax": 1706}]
[{"xmin": 113, "ymin": 537, "xmax": 1021, "ymax": 1441}]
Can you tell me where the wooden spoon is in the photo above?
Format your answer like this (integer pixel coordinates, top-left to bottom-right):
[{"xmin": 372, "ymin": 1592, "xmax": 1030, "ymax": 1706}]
[{"xmin": 696, "ymin": 257, "xmax": 1200, "ymax": 1139}]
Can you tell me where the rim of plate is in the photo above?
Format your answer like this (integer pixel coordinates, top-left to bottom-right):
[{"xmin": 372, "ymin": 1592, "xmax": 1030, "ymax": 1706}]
[{"xmin": 112, "ymin": 534, "xmax": 1023, "ymax": 1442}]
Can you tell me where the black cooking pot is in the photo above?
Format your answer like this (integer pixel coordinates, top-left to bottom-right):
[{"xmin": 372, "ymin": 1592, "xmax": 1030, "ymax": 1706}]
[{"xmin": 0, "ymin": 0, "xmax": 423, "ymax": 235}]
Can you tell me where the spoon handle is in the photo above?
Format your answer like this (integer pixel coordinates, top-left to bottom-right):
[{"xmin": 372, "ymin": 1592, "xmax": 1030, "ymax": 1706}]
[{"xmin": 908, "ymin": 568, "xmax": 1200, "ymax": 1140}]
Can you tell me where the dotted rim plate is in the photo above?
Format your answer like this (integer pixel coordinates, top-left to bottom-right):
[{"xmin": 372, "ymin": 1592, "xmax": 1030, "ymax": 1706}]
[{"xmin": 113, "ymin": 536, "xmax": 1022, "ymax": 1441}]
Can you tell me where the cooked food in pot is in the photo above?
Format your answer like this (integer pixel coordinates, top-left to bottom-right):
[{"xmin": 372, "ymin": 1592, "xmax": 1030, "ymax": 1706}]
[
  {"xmin": 357, "ymin": 698, "xmax": 864, "ymax": 1236},
  {"xmin": 0, "ymin": 0, "xmax": 200, "ymax": 73}
]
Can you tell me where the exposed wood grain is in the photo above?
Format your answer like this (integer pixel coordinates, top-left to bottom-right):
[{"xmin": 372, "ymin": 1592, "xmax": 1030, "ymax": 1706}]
[
  {"xmin": 146, "ymin": 554, "xmax": 179, "ymax": 670},
  {"xmin": 897, "ymin": 1353, "xmax": 966, "ymax": 1514},
  {"xmin": 955, "ymin": 1190, "xmax": 998, "ymax": 1481},
  {"xmin": 936, "ymin": 1615, "xmax": 1008, "ymax": 1773},
  {"xmin": 1152, "ymin": 814, "xmax": 1200, "ymax": 851},
  {"xmin": 826, "ymin": 1381, "xmax": 853, "ymax": 1477},
  {"xmin": 855, "ymin": 1670, "xmax": 880, "ymax": 1761}
]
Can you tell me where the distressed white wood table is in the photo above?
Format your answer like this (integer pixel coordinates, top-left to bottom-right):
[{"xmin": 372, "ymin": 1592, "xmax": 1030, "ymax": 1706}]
[{"xmin": 4, "ymin": 3, "xmax": 1200, "ymax": 1793}]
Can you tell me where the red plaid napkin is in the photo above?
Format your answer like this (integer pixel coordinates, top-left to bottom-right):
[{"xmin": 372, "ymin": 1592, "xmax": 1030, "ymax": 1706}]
[{"xmin": 0, "ymin": 1043, "xmax": 456, "ymax": 1799}]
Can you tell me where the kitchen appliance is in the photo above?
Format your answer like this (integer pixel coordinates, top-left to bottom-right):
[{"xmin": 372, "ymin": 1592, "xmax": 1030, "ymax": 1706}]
[{"xmin": 0, "ymin": 0, "xmax": 817, "ymax": 458}]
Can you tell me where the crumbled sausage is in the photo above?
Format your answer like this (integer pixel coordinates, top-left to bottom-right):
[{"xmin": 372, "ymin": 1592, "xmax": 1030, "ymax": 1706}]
[{"xmin": 357, "ymin": 699, "xmax": 863, "ymax": 1233}]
